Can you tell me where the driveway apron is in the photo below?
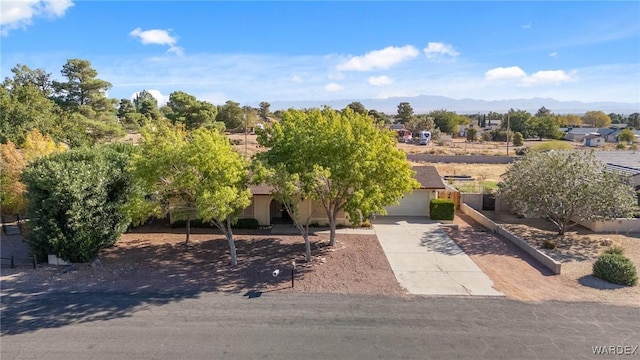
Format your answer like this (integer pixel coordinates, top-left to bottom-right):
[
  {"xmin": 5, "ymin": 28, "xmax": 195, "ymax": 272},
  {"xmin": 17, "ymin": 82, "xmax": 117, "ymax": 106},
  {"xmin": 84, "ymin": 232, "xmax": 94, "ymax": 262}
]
[{"xmin": 373, "ymin": 217, "xmax": 503, "ymax": 296}]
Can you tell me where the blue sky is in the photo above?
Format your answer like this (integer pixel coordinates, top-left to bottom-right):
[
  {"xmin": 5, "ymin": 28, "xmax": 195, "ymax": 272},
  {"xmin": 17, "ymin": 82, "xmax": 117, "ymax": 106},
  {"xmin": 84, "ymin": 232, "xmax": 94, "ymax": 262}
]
[{"xmin": 2, "ymin": 1, "xmax": 639, "ymax": 107}]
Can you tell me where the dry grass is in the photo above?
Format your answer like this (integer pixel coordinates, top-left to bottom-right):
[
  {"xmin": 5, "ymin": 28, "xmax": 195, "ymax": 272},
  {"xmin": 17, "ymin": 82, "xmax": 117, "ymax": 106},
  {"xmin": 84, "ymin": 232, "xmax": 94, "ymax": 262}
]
[
  {"xmin": 228, "ymin": 133, "xmax": 262, "ymax": 158},
  {"xmin": 418, "ymin": 163, "xmax": 508, "ymax": 182}
]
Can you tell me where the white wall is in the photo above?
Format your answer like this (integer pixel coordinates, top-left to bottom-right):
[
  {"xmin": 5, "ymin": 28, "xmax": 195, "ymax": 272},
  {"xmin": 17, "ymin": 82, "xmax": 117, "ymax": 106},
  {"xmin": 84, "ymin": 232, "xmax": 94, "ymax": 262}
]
[{"xmin": 580, "ymin": 218, "xmax": 640, "ymax": 233}]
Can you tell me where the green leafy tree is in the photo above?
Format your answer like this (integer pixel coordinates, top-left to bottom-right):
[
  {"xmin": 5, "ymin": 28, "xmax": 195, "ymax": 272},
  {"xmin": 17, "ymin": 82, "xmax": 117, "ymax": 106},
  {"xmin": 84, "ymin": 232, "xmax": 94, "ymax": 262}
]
[
  {"xmin": 497, "ymin": 151, "xmax": 638, "ymax": 235},
  {"xmin": 22, "ymin": 144, "xmax": 136, "ymax": 262},
  {"xmin": 396, "ymin": 102, "xmax": 414, "ymax": 124},
  {"xmin": 52, "ymin": 59, "xmax": 114, "ymax": 114},
  {"xmin": 345, "ymin": 101, "xmax": 367, "ymax": 115},
  {"xmin": 216, "ymin": 100, "xmax": 244, "ymax": 130},
  {"xmin": 7, "ymin": 64, "xmax": 53, "ymax": 96},
  {"xmin": 530, "ymin": 116, "xmax": 562, "ymax": 140},
  {"xmin": 429, "ymin": 109, "xmax": 468, "ymax": 135},
  {"xmin": 163, "ymin": 91, "xmax": 217, "ymax": 130},
  {"xmin": 608, "ymin": 113, "xmax": 626, "ymax": 124},
  {"xmin": 466, "ymin": 126, "xmax": 478, "ymax": 142},
  {"xmin": 535, "ymin": 106, "xmax": 551, "ymax": 117},
  {"xmin": 618, "ymin": 128, "xmax": 635, "ymax": 145},
  {"xmin": 627, "ymin": 113, "xmax": 640, "ymax": 129},
  {"xmin": 367, "ymin": 109, "xmax": 391, "ymax": 125},
  {"xmin": 406, "ymin": 114, "xmax": 435, "ymax": 133},
  {"xmin": 502, "ymin": 109, "xmax": 532, "ymax": 138},
  {"xmin": 134, "ymin": 90, "xmax": 163, "ymax": 121},
  {"xmin": 1, "ymin": 66, "xmax": 61, "ymax": 145},
  {"xmin": 132, "ymin": 122, "xmax": 251, "ymax": 265},
  {"xmin": 117, "ymin": 98, "xmax": 146, "ymax": 127},
  {"xmin": 582, "ymin": 111, "xmax": 611, "ymax": 128},
  {"xmin": 512, "ymin": 132, "xmax": 524, "ymax": 146},
  {"xmin": 259, "ymin": 101, "xmax": 271, "ymax": 119},
  {"xmin": 257, "ymin": 107, "xmax": 418, "ymax": 246}
]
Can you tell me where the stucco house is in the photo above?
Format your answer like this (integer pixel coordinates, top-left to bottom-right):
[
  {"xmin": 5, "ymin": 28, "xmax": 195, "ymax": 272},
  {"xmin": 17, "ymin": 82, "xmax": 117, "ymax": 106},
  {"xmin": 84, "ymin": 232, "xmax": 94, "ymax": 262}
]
[
  {"xmin": 242, "ymin": 166, "xmax": 447, "ymax": 226},
  {"xmin": 563, "ymin": 127, "xmax": 599, "ymax": 142}
]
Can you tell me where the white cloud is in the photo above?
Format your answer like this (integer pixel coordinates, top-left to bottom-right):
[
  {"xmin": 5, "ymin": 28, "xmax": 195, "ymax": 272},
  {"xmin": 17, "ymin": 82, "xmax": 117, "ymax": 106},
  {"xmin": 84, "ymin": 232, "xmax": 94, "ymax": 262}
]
[
  {"xmin": 368, "ymin": 75, "xmax": 393, "ymax": 86},
  {"xmin": 325, "ymin": 83, "xmax": 344, "ymax": 92},
  {"xmin": 423, "ymin": 42, "xmax": 459, "ymax": 59},
  {"xmin": 549, "ymin": 52, "xmax": 558, "ymax": 57},
  {"xmin": 522, "ymin": 70, "xmax": 573, "ymax": 86},
  {"xmin": 130, "ymin": 27, "xmax": 184, "ymax": 56},
  {"xmin": 291, "ymin": 75, "xmax": 303, "ymax": 83},
  {"xmin": 522, "ymin": 23, "xmax": 532, "ymax": 30},
  {"xmin": 336, "ymin": 45, "xmax": 419, "ymax": 72},
  {"xmin": 485, "ymin": 66, "xmax": 527, "ymax": 80},
  {"xmin": 486, "ymin": 66, "xmax": 574, "ymax": 86},
  {"xmin": 1, "ymin": 0, "xmax": 73, "ymax": 36}
]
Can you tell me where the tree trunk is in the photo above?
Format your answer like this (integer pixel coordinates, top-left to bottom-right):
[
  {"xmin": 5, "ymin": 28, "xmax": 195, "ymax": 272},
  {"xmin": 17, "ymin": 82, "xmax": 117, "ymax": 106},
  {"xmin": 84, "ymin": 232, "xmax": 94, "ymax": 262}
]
[
  {"xmin": 329, "ymin": 212, "xmax": 337, "ymax": 247},
  {"xmin": 185, "ymin": 217, "xmax": 191, "ymax": 245},
  {"xmin": 303, "ymin": 231, "xmax": 311, "ymax": 262},
  {"xmin": 558, "ymin": 221, "xmax": 567, "ymax": 236},
  {"xmin": 226, "ymin": 217, "xmax": 238, "ymax": 266}
]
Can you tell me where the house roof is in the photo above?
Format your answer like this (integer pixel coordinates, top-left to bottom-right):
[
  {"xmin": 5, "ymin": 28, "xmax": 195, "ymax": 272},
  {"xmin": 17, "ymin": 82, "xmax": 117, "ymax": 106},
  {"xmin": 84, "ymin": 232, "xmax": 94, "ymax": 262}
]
[
  {"xmin": 249, "ymin": 165, "xmax": 445, "ymax": 195},
  {"xmin": 412, "ymin": 166, "xmax": 446, "ymax": 189},
  {"xmin": 594, "ymin": 151, "xmax": 640, "ymax": 171},
  {"xmin": 249, "ymin": 183, "xmax": 273, "ymax": 195},
  {"xmin": 606, "ymin": 164, "xmax": 640, "ymax": 177},
  {"xmin": 566, "ymin": 127, "xmax": 598, "ymax": 135},
  {"xmin": 596, "ymin": 128, "xmax": 615, "ymax": 136}
]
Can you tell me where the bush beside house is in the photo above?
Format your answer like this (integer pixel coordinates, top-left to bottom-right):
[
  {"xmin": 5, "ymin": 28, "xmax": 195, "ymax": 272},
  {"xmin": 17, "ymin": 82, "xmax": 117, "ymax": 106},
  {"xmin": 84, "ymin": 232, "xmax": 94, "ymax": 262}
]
[{"xmin": 430, "ymin": 199, "xmax": 455, "ymax": 221}]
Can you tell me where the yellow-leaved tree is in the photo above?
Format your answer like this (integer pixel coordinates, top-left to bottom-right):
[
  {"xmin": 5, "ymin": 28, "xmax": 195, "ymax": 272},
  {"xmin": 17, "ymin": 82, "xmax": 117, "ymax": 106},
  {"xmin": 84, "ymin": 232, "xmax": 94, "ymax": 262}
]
[{"xmin": 0, "ymin": 129, "xmax": 66, "ymax": 215}]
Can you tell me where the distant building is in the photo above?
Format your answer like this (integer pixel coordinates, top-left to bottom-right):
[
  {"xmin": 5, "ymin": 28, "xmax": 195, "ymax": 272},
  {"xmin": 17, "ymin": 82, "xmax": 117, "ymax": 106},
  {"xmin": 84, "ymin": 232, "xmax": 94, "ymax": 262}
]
[{"xmin": 583, "ymin": 134, "xmax": 605, "ymax": 147}]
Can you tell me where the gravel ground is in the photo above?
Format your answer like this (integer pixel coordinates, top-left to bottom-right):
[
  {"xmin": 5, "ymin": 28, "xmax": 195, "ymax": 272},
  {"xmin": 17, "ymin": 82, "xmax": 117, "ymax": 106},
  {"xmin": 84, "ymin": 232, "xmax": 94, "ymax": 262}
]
[
  {"xmin": 447, "ymin": 212, "xmax": 640, "ymax": 307},
  {"xmin": 3, "ymin": 215, "xmax": 638, "ymax": 306},
  {"xmin": 1, "ymin": 224, "xmax": 405, "ymax": 297}
]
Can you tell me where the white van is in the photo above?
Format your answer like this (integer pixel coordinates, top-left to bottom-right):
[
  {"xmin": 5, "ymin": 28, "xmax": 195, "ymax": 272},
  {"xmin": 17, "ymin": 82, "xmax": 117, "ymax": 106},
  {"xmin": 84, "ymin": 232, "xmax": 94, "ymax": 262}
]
[{"xmin": 418, "ymin": 131, "xmax": 431, "ymax": 145}]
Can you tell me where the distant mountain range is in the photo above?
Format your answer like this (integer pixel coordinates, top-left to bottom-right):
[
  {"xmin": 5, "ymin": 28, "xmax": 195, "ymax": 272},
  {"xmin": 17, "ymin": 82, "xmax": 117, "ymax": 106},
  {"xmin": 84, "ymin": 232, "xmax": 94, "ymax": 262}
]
[{"xmin": 267, "ymin": 95, "xmax": 640, "ymax": 115}]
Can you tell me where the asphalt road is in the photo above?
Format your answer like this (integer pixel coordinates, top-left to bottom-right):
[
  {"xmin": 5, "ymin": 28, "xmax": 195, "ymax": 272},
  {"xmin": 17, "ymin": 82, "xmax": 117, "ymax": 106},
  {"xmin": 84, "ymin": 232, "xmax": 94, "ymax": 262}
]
[{"xmin": 1, "ymin": 291, "xmax": 639, "ymax": 360}]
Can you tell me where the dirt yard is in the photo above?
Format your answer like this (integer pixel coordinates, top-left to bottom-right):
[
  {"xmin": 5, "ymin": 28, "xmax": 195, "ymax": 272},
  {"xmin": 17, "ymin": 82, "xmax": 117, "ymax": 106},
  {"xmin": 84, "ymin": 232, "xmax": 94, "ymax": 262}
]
[
  {"xmin": 446, "ymin": 212, "xmax": 640, "ymax": 307},
  {"xmin": 0, "ymin": 224, "xmax": 405, "ymax": 297},
  {"xmin": 3, "ymin": 212, "xmax": 638, "ymax": 306}
]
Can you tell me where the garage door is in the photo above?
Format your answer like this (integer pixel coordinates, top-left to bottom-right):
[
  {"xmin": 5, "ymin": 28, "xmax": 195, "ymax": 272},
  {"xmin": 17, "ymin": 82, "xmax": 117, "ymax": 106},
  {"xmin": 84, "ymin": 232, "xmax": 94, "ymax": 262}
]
[{"xmin": 383, "ymin": 191, "xmax": 429, "ymax": 216}]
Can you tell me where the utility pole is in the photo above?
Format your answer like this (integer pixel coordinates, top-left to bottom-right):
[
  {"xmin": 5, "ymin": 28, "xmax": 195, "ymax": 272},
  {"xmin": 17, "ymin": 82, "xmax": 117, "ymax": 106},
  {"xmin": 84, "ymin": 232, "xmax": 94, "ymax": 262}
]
[
  {"xmin": 243, "ymin": 113, "xmax": 248, "ymax": 158},
  {"xmin": 506, "ymin": 113, "xmax": 511, "ymax": 156}
]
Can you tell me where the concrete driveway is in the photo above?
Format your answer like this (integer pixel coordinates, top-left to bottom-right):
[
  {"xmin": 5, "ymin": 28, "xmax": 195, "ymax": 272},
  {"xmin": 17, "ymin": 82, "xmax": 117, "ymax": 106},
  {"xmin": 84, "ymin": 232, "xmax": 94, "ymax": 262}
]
[{"xmin": 373, "ymin": 217, "xmax": 503, "ymax": 296}]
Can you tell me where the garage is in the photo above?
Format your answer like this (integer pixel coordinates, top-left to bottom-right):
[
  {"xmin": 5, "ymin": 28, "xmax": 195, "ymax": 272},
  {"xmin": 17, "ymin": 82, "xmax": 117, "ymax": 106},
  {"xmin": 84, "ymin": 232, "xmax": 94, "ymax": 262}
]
[
  {"xmin": 383, "ymin": 190, "xmax": 431, "ymax": 216},
  {"xmin": 380, "ymin": 166, "xmax": 447, "ymax": 217}
]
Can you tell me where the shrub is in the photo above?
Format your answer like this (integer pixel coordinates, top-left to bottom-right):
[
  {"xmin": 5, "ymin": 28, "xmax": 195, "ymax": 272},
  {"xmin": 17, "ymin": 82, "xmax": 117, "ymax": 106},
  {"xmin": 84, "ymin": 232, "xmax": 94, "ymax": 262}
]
[
  {"xmin": 512, "ymin": 132, "xmax": 524, "ymax": 146},
  {"xmin": 23, "ymin": 145, "xmax": 136, "ymax": 263},
  {"xmin": 170, "ymin": 219, "xmax": 213, "ymax": 228},
  {"xmin": 616, "ymin": 143, "xmax": 627, "ymax": 149},
  {"xmin": 430, "ymin": 199, "xmax": 455, "ymax": 221},
  {"xmin": 515, "ymin": 147, "xmax": 529, "ymax": 156},
  {"xmin": 543, "ymin": 240, "xmax": 557, "ymax": 249},
  {"xmin": 233, "ymin": 218, "xmax": 259, "ymax": 230},
  {"xmin": 605, "ymin": 245, "xmax": 625, "ymax": 256},
  {"xmin": 592, "ymin": 253, "xmax": 638, "ymax": 286}
]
